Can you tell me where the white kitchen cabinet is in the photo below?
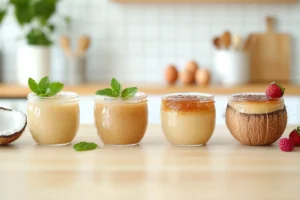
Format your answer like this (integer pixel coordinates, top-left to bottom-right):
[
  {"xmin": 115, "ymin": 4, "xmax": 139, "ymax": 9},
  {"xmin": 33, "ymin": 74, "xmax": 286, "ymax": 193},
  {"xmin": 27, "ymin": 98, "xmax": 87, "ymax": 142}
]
[{"xmin": 1, "ymin": 95, "xmax": 300, "ymax": 125}]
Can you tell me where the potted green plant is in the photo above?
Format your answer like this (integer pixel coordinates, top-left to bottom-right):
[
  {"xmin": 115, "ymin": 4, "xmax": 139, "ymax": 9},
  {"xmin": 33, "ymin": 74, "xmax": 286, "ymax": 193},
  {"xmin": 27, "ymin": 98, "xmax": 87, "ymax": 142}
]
[{"xmin": 1, "ymin": 0, "xmax": 69, "ymax": 85}]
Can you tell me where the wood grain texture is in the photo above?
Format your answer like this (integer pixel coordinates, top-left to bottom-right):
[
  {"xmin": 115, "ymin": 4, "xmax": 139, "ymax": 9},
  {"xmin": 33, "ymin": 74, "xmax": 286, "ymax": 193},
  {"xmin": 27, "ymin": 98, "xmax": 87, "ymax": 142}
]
[
  {"xmin": 0, "ymin": 124, "xmax": 299, "ymax": 199},
  {"xmin": 113, "ymin": 0, "xmax": 296, "ymax": 3},
  {"xmin": 1, "ymin": 83, "xmax": 300, "ymax": 98},
  {"xmin": 246, "ymin": 17, "xmax": 291, "ymax": 82}
]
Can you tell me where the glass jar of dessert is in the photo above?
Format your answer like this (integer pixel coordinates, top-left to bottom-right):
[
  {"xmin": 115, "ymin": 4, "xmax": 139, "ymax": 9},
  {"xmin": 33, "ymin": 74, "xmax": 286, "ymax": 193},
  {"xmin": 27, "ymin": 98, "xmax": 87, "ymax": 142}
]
[
  {"xmin": 161, "ymin": 93, "xmax": 216, "ymax": 146},
  {"xmin": 226, "ymin": 93, "xmax": 287, "ymax": 146},
  {"xmin": 27, "ymin": 92, "xmax": 80, "ymax": 146},
  {"xmin": 94, "ymin": 92, "xmax": 148, "ymax": 146}
]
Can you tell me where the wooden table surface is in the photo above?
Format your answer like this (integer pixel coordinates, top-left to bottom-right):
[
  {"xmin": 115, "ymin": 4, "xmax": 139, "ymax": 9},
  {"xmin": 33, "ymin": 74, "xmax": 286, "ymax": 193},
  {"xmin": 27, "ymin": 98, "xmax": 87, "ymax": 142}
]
[
  {"xmin": 1, "ymin": 124, "xmax": 299, "ymax": 200},
  {"xmin": 1, "ymin": 83, "xmax": 300, "ymax": 98}
]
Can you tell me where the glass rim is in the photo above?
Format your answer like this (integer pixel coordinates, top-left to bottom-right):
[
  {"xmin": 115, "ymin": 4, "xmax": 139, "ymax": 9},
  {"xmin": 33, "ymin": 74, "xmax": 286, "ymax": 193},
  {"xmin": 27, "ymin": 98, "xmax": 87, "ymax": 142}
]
[
  {"xmin": 94, "ymin": 92, "xmax": 147, "ymax": 103},
  {"xmin": 229, "ymin": 93, "xmax": 284, "ymax": 102},
  {"xmin": 161, "ymin": 92, "xmax": 214, "ymax": 102},
  {"xmin": 27, "ymin": 92, "xmax": 79, "ymax": 102}
]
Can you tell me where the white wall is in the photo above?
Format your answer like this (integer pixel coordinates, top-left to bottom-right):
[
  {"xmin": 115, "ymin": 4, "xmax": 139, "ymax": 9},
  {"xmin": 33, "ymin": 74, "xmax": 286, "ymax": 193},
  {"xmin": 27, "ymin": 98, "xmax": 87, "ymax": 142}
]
[{"xmin": 0, "ymin": 0, "xmax": 300, "ymax": 83}]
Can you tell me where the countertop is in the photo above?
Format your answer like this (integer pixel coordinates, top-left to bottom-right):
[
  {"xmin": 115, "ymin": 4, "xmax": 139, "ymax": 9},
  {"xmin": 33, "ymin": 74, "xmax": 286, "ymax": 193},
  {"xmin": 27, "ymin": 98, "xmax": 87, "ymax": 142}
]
[
  {"xmin": 1, "ymin": 83, "xmax": 300, "ymax": 98},
  {"xmin": 0, "ymin": 124, "xmax": 299, "ymax": 199}
]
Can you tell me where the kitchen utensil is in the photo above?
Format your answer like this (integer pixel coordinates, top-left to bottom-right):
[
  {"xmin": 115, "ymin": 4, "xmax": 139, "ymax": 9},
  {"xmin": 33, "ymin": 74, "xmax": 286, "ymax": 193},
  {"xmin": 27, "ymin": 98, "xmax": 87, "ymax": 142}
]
[
  {"xmin": 232, "ymin": 35, "xmax": 243, "ymax": 51},
  {"xmin": 245, "ymin": 16, "xmax": 291, "ymax": 83},
  {"xmin": 213, "ymin": 37, "xmax": 221, "ymax": 49},
  {"xmin": 59, "ymin": 36, "xmax": 72, "ymax": 57},
  {"xmin": 77, "ymin": 35, "xmax": 91, "ymax": 57},
  {"xmin": 221, "ymin": 31, "xmax": 231, "ymax": 49}
]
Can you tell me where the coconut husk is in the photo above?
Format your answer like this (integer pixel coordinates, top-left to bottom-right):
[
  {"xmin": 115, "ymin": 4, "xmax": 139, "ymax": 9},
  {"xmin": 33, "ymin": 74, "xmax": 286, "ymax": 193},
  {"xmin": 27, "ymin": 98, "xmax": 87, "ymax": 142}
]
[{"xmin": 226, "ymin": 104, "xmax": 287, "ymax": 146}]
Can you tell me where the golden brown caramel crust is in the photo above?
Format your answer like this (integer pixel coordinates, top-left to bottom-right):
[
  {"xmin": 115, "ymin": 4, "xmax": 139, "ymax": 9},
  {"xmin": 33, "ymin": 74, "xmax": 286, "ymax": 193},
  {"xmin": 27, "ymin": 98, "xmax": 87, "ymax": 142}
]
[{"xmin": 161, "ymin": 99, "xmax": 215, "ymax": 112}]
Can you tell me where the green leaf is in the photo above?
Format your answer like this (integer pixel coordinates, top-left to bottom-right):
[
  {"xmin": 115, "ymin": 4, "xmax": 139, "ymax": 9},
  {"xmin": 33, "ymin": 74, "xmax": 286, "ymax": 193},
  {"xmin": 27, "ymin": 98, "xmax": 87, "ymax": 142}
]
[
  {"xmin": 111, "ymin": 78, "xmax": 122, "ymax": 96},
  {"xmin": 0, "ymin": 9, "xmax": 7, "ymax": 25},
  {"xmin": 26, "ymin": 28, "xmax": 52, "ymax": 46},
  {"xmin": 38, "ymin": 76, "xmax": 50, "ymax": 94},
  {"xmin": 96, "ymin": 88, "xmax": 119, "ymax": 98},
  {"xmin": 35, "ymin": 0, "xmax": 57, "ymax": 22},
  {"xmin": 47, "ymin": 82, "xmax": 64, "ymax": 96},
  {"xmin": 28, "ymin": 78, "xmax": 40, "ymax": 95},
  {"xmin": 73, "ymin": 142, "xmax": 99, "ymax": 152},
  {"xmin": 14, "ymin": 4, "xmax": 34, "ymax": 26},
  {"xmin": 28, "ymin": 76, "xmax": 64, "ymax": 97},
  {"xmin": 121, "ymin": 87, "xmax": 138, "ymax": 100}
]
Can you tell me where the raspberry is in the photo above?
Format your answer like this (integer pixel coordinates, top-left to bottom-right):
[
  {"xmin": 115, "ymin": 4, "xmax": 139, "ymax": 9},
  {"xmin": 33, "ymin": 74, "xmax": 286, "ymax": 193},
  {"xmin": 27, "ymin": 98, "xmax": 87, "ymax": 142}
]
[{"xmin": 279, "ymin": 138, "xmax": 294, "ymax": 152}]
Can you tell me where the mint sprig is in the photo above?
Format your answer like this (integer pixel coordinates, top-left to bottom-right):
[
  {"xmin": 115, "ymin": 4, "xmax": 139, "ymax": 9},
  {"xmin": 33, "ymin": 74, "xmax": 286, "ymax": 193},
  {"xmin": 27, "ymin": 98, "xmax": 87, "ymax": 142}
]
[
  {"xmin": 73, "ymin": 142, "xmax": 99, "ymax": 151},
  {"xmin": 96, "ymin": 78, "xmax": 138, "ymax": 100},
  {"xmin": 28, "ymin": 76, "xmax": 64, "ymax": 97}
]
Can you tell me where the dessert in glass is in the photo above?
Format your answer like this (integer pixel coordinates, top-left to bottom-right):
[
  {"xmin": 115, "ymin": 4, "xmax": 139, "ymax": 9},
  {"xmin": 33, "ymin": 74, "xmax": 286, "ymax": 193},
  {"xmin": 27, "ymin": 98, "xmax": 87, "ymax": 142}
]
[
  {"xmin": 226, "ymin": 93, "xmax": 287, "ymax": 146},
  {"xmin": 27, "ymin": 92, "xmax": 80, "ymax": 146},
  {"xmin": 161, "ymin": 93, "xmax": 216, "ymax": 146},
  {"xmin": 94, "ymin": 92, "xmax": 148, "ymax": 146}
]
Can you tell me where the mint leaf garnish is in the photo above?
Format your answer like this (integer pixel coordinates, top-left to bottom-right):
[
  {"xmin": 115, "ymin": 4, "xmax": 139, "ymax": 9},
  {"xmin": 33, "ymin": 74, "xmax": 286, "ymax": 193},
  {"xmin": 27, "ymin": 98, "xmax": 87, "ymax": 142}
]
[
  {"xmin": 28, "ymin": 76, "xmax": 64, "ymax": 97},
  {"xmin": 111, "ymin": 78, "xmax": 122, "ymax": 96},
  {"xmin": 38, "ymin": 76, "xmax": 50, "ymax": 94},
  {"xmin": 96, "ymin": 78, "xmax": 139, "ymax": 100},
  {"xmin": 28, "ymin": 78, "xmax": 39, "ymax": 95},
  {"xmin": 48, "ymin": 82, "xmax": 64, "ymax": 96},
  {"xmin": 73, "ymin": 142, "xmax": 99, "ymax": 151},
  {"xmin": 96, "ymin": 88, "xmax": 119, "ymax": 97},
  {"xmin": 121, "ymin": 87, "xmax": 138, "ymax": 99}
]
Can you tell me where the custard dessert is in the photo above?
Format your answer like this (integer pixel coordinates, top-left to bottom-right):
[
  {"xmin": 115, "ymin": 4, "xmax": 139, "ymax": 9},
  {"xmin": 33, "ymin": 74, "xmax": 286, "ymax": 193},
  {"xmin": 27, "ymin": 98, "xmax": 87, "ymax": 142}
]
[
  {"xmin": 27, "ymin": 92, "xmax": 80, "ymax": 146},
  {"xmin": 94, "ymin": 92, "xmax": 148, "ymax": 146},
  {"xmin": 226, "ymin": 93, "xmax": 287, "ymax": 146},
  {"xmin": 161, "ymin": 93, "xmax": 216, "ymax": 146}
]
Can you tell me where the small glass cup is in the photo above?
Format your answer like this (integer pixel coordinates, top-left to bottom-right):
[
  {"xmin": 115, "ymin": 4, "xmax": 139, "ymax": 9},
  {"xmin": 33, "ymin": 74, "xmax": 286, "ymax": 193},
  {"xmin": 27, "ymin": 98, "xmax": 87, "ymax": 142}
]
[
  {"xmin": 225, "ymin": 93, "xmax": 287, "ymax": 146},
  {"xmin": 94, "ymin": 92, "xmax": 148, "ymax": 146},
  {"xmin": 27, "ymin": 92, "xmax": 80, "ymax": 146},
  {"xmin": 161, "ymin": 93, "xmax": 216, "ymax": 146}
]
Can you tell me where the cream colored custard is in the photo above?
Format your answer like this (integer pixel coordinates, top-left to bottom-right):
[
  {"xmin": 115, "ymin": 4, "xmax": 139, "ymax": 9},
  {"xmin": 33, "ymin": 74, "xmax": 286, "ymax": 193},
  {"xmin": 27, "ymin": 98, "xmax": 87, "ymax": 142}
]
[
  {"xmin": 94, "ymin": 92, "xmax": 148, "ymax": 146},
  {"xmin": 27, "ymin": 92, "xmax": 80, "ymax": 146},
  {"xmin": 226, "ymin": 93, "xmax": 287, "ymax": 146},
  {"xmin": 161, "ymin": 93, "xmax": 216, "ymax": 146},
  {"xmin": 228, "ymin": 93, "xmax": 284, "ymax": 114}
]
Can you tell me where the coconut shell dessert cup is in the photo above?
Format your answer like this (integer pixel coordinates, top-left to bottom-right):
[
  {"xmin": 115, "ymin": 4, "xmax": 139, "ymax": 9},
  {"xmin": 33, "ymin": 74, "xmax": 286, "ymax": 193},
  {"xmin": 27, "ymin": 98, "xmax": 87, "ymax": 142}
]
[
  {"xmin": 225, "ymin": 93, "xmax": 287, "ymax": 146},
  {"xmin": 0, "ymin": 107, "xmax": 27, "ymax": 145}
]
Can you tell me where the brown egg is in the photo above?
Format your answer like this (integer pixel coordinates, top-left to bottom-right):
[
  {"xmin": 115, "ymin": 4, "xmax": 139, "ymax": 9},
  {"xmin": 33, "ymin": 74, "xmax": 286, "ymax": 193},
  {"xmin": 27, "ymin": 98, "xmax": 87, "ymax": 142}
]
[
  {"xmin": 185, "ymin": 60, "xmax": 199, "ymax": 73},
  {"xmin": 195, "ymin": 68, "xmax": 211, "ymax": 86},
  {"xmin": 179, "ymin": 70, "xmax": 195, "ymax": 85},
  {"xmin": 164, "ymin": 64, "xmax": 178, "ymax": 85}
]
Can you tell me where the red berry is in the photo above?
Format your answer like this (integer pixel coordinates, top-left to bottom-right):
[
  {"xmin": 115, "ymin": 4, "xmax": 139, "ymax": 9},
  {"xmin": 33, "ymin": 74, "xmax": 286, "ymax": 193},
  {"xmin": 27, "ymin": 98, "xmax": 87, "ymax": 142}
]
[
  {"xmin": 289, "ymin": 127, "xmax": 300, "ymax": 146},
  {"xmin": 279, "ymin": 138, "xmax": 294, "ymax": 152},
  {"xmin": 265, "ymin": 82, "xmax": 285, "ymax": 98}
]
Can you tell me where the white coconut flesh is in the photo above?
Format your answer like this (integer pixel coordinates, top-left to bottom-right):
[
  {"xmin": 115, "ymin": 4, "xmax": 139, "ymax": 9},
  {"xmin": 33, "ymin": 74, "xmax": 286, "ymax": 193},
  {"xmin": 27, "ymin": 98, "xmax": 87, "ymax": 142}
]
[{"xmin": 0, "ymin": 109, "xmax": 26, "ymax": 137}]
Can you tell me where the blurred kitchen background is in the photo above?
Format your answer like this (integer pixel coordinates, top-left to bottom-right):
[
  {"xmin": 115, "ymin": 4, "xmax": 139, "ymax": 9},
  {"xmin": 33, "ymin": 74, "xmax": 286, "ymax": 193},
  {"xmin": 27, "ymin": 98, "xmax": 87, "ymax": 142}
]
[{"xmin": 0, "ymin": 0, "xmax": 300, "ymax": 124}]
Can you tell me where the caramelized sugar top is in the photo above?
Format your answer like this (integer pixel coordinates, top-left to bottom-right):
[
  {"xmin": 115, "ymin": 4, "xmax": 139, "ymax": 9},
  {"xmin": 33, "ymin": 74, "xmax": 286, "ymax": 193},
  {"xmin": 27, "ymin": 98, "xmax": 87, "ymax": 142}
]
[
  {"xmin": 161, "ymin": 93, "xmax": 215, "ymax": 112},
  {"xmin": 229, "ymin": 93, "xmax": 283, "ymax": 104}
]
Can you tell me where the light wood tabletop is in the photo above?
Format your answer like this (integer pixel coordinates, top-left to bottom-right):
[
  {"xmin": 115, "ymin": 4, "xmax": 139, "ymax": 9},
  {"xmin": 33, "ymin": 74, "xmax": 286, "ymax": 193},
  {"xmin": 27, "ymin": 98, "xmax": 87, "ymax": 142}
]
[
  {"xmin": 0, "ymin": 124, "xmax": 299, "ymax": 200},
  {"xmin": 1, "ymin": 83, "xmax": 300, "ymax": 98}
]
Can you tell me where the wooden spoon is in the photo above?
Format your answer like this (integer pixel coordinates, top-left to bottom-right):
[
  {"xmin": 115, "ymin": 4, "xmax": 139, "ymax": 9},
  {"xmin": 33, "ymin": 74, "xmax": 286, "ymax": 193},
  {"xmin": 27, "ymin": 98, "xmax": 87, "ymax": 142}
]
[
  {"xmin": 77, "ymin": 35, "xmax": 91, "ymax": 57},
  {"xmin": 232, "ymin": 35, "xmax": 243, "ymax": 51},
  {"xmin": 213, "ymin": 37, "xmax": 221, "ymax": 49},
  {"xmin": 221, "ymin": 31, "xmax": 232, "ymax": 50},
  {"xmin": 59, "ymin": 36, "xmax": 72, "ymax": 57}
]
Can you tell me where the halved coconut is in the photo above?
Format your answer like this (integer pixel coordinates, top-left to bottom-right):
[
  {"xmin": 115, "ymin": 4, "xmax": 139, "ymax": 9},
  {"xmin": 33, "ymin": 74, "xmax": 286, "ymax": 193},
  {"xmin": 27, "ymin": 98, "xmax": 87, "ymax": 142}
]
[{"xmin": 0, "ymin": 107, "xmax": 27, "ymax": 145}]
